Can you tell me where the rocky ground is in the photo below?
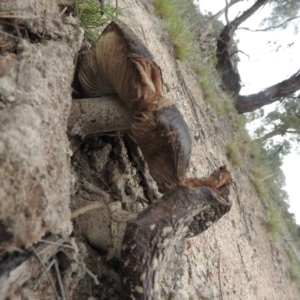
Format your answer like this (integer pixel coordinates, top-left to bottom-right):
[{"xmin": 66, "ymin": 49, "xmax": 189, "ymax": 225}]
[{"xmin": 0, "ymin": 0, "xmax": 299, "ymax": 299}]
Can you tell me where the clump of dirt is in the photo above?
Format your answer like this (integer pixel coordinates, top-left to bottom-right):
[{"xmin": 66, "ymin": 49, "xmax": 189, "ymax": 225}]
[
  {"xmin": 0, "ymin": 0, "xmax": 80, "ymax": 248},
  {"xmin": 71, "ymin": 133, "xmax": 160, "ymax": 299}
]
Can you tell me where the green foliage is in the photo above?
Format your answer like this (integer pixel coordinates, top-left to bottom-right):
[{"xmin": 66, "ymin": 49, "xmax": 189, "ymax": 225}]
[
  {"xmin": 254, "ymin": 97, "xmax": 300, "ymax": 153},
  {"xmin": 250, "ymin": 168, "xmax": 270, "ymax": 199},
  {"xmin": 226, "ymin": 139, "xmax": 242, "ymax": 165},
  {"xmin": 265, "ymin": 207, "xmax": 283, "ymax": 238},
  {"xmin": 154, "ymin": 0, "xmax": 194, "ymax": 62},
  {"xmin": 75, "ymin": 0, "xmax": 119, "ymax": 41},
  {"xmin": 285, "ymin": 248, "xmax": 300, "ymax": 287},
  {"xmin": 262, "ymin": 0, "xmax": 300, "ymax": 32}
]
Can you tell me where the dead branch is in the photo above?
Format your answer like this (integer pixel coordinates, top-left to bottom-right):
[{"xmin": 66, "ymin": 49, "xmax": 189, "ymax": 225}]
[
  {"xmin": 0, "ymin": 236, "xmax": 64, "ymax": 300},
  {"xmin": 31, "ymin": 246, "xmax": 59, "ymax": 299}
]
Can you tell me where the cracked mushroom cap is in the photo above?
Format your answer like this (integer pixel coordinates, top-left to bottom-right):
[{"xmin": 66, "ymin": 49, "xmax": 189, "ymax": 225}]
[{"xmin": 78, "ymin": 22, "xmax": 192, "ymax": 192}]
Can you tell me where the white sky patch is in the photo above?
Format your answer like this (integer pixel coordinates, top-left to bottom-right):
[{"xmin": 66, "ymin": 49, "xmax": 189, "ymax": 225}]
[{"xmin": 197, "ymin": 0, "xmax": 300, "ymax": 223}]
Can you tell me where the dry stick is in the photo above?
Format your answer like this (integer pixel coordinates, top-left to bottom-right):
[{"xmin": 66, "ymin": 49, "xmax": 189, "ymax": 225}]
[
  {"xmin": 40, "ymin": 239, "xmax": 76, "ymax": 250},
  {"xmin": 83, "ymin": 266, "xmax": 100, "ymax": 286},
  {"xmin": 30, "ymin": 246, "xmax": 60, "ymax": 300},
  {"xmin": 59, "ymin": 7, "xmax": 68, "ymax": 17},
  {"xmin": 0, "ymin": 237, "xmax": 63, "ymax": 299},
  {"xmin": 54, "ymin": 259, "xmax": 66, "ymax": 300},
  {"xmin": 32, "ymin": 259, "xmax": 56, "ymax": 291}
]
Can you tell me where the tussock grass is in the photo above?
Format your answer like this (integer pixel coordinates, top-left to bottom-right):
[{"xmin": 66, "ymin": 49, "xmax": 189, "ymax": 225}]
[
  {"xmin": 285, "ymin": 248, "xmax": 300, "ymax": 288},
  {"xmin": 75, "ymin": 0, "xmax": 119, "ymax": 41},
  {"xmin": 250, "ymin": 167, "xmax": 271, "ymax": 199},
  {"xmin": 154, "ymin": 0, "xmax": 194, "ymax": 62},
  {"xmin": 226, "ymin": 139, "xmax": 242, "ymax": 165},
  {"xmin": 265, "ymin": 207, "xmax": 282, "ymax": 238}
]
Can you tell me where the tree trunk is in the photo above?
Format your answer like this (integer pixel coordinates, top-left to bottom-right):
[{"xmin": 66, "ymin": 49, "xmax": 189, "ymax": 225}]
[
  {"xmin": 216, "ymin": 0, "xmax": 268, "ymax": 96},
  {"xmin": 235, "ymin": 69, "xmax": 300, "ymax": 113},
  {"xmin": 230, "ymin": 0, "xmax": 268, "ymax": 30},
  {"xmin": 198, "ymin": 0, "xmax": 241, "ymax": 43}
]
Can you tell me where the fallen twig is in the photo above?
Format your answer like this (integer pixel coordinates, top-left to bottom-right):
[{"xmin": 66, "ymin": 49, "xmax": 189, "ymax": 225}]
[
  {"xmin": 32, "ymin": 259, "xmax": 56, "ymax": 291},
  {"xmin": 54, "ymin": 259, "xmax": 66, "ymax": 300},
  {"xmin": 0, "ymin": 236, "xmax": 64, "ymax": 299},
  {"xmin": 31, "ymin": 246, "xmax": 59, "ymax": 300},
  {"xmin": 83, "ymin": 266, "xmax": 100, "ymax": 286},
  {"xmin": 40, "ymin": 239, "xmax": 76, "ymax": 250}
]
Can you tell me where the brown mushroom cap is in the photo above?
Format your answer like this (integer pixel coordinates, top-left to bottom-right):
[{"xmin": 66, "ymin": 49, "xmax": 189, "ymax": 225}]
[{"xmin": 78, "ymin": 22, "xmax": 192, "ymax": 192}]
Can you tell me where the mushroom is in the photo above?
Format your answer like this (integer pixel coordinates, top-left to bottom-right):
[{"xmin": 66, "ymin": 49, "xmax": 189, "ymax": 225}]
[
  {"xmin": 70, "ymin": 21, "xmax": 233, "ymax": 299},
  {"xmin": 72, "ymin": 22, "xmax": 233, "ymax": 194},
  {"xmin": 75, "ymin": 21, "xmax": 192, "ymax": 193}
]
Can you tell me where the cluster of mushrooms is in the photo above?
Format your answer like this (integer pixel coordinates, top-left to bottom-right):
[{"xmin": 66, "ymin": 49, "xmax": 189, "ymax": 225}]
[{"xmin": 69, "ymin": 22, "xmax": 232, "ymax": 300}]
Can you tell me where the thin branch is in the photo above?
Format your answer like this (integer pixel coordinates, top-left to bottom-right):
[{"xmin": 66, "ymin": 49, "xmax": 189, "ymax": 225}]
[
  {"xmin": 225, "ymin": 0, "xmax": 230, "ymax": 25},
  {"xmin": 32, "ymin": 259, "xmax": 56, "ymax": 291},
  {"xmin": 0, "ymin": 29, "xmax": 23, "ymax": 40},
  {"xmin": 84, "ymin": 266, "xmax": 100, "ymax": 285},
  {"xmin": 54, "ymin": 259, "xmax": 66, "ymax": 300},
  {"xmin": 231, "ymin": 0, "xmax": 268, "ymax": 31},
  {"xmin": 40, "ymin": 239, "xmax": 76, "ymax": 250},
  {"xmin": 30, "ymin": 246, "xmax": 60, "ymax": 300},
  {"xmin": 230, "ymin": 49, "xmax": 250, "ymax": 58},
  {"xmin": 238, "ymin": 15, "xmax": 300, "ymax": 32}
]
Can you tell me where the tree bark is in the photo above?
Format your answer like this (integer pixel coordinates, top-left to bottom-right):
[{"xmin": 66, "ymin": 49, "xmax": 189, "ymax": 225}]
[
  {"xmin": 198, "ymin": 0, "xmax": 240, "ymax": 42},
  {"xmin": 215, "ymin": 0, "xmax": 300, "ymax": 114},
  {"xmin": 230, "ymin": 0, "xmax": 268, "ymax": 31},
  {"xmin": 236, "ymin": 70, "xmax": 300, "ymax": 113},
  {"xmin": 216, "ymin": 0, "xmax": 268, "ymax": 96}
]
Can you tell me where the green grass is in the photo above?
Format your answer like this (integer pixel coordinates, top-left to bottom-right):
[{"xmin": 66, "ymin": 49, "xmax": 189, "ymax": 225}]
[
  {"xmin": 265, "ymin": 207, "xmax": 282, "ymax": 239},
  {"xmin": 250, "ymin": 167, "xmax": 271, "ymax": 199},
  {"xmin": 154, "ymin": 0, "xmax": 194, "ymax": 62},
  {"xmin": 285, "ymin": 248, "xmax": 300, "ymax": 288},
  {"xmin": 226, "ymin": 139, "xmax": 242, "ymax": 165},
  {"xmin": 75, "ymin": 0, "xmax": 119, "ymax": 41}
]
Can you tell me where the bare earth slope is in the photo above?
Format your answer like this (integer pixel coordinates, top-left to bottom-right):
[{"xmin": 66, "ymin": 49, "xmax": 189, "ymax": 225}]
[{"xmin": 0, "ymin": 0, "xmax": 299, "ymax": 299}]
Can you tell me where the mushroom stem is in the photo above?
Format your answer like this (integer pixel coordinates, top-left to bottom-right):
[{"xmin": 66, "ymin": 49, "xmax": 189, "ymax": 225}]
[{"xmin": 67, "ymin": 95, "xmax": 132, "ymax": 151}]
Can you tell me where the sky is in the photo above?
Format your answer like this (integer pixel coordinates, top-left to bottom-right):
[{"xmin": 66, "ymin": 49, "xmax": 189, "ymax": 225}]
[{"xmin": 197, "ymin": 0, "xmax": 300, "ymax": 223}]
